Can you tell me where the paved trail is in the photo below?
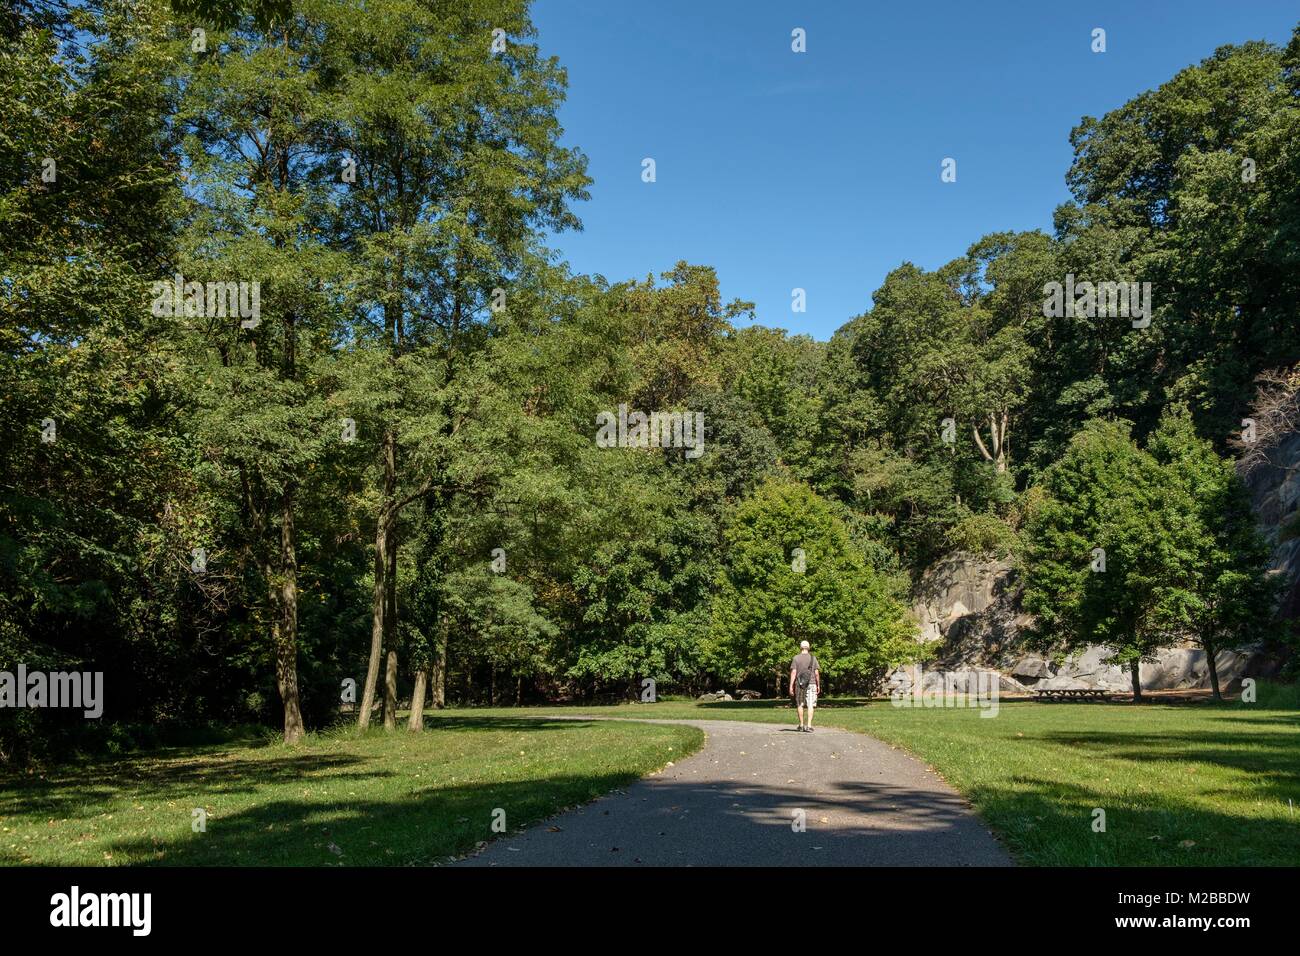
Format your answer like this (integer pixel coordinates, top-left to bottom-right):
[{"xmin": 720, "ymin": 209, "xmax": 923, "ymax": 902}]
[{"xmin": 458, "ymin": 718, "xmax": 1012, "ymax": 867}]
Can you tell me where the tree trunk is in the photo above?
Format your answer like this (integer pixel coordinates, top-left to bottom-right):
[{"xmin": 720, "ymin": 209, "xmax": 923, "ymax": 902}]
[
  {"xmin": 1205, "ymin": 641, "xmax": 1222, "ymax": 701},
  {"xmin": 357, "ymin": 515, "xmax": 388, "ymax": 730},
  {"xmin": 971, "ymin": 412, "xmax": 1010, "ymax": 473},
  {"xmin": 1130, "ymin": 659, "xmax": 1142, "ymax": 702},
  {"xmin": 276, "ymin": 488, "xmax": 305, "ymax": 743},
  {"xmin": 383, "ymin": 646, "xmax": 399, "ymax": 729},
  {"xmin": 374, "ymin": 280, "xmax": 404, "ymax": 729},
  {"xmin": 361, "ymin": 426, "xmax": 399, "ymax": 730},
  {"xmin": 408, "ymin": 667, "xmax": 428, "ymax": 731},
  {"xmin": 268, "ymin": 136, "xmax": 304, "ymax": 744},
  {"xmin": 432, "ymin": 634, "xmax": 447, "ymax": 709},
  {"xmin": 382, "ymin": 513, "xmax": 399, "ymax": 730},
  {"xmin": 996, "ymin": 411, "xmax": 1008, "ymax": 473}
]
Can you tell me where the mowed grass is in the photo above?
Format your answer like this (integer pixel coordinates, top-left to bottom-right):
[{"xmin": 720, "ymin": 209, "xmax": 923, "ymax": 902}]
[
  {"xmin": 5, "ymin": 688, "xmax": 1296, "ymax": 867},
  {"xmin": 0, "ymin": 717, "xmax": 701, "ymax": 866},
  {"xmin": 442, "ymin": 685, "xmax": 1300, "ymax": 866}
]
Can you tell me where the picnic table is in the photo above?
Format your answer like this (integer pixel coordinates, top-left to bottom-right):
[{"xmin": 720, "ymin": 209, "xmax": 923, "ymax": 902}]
[{"xmin": 1033, "ymin": 687, "xmax": 1113, "ymax": 702}]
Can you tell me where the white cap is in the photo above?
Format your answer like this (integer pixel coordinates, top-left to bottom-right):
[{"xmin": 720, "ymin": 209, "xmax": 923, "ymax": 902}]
[{"xmin": 800, "ymin": 640, "xmax": 810, "ymax": 649}]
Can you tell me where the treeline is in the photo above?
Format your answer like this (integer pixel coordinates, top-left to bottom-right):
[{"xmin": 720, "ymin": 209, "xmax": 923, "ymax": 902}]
[{"xmin": 2, "ymin": 1, "xmax": 1297, "ymax": 759}]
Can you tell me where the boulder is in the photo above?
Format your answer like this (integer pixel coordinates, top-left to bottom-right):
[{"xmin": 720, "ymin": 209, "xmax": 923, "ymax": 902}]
[
  {"xmin": 885, "ymin": 665, "xmax": 1024, "ymax": 696},
  {"xmin": 1010, "ymin": 655, "xmax": 1051, "ymax": 681},
  {"xmin": 996, "ymin": 673, "xmax": 1031, "ymax": 694},
  {"xmin": 1035, "ymin": 675, "xmax": 1091, "ymax": 691},
  {"xmin": 1142, "ymin": 646, "xmax": 1264, "ymax": 689},
  {"xmin": 1054, "ymin": 645, "xmax": 1130, "ymax": 690},
  {"xmin": 910, "ymin": 552, "xmax": 1027, "ymax": 669},
  {"xmin": 1144, "ymin": 649, "xmax": 1206, "ymax": 688}
]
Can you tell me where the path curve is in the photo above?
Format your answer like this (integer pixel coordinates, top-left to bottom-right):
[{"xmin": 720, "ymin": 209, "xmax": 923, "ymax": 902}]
[{"xmin": 457, "ymin": 718, "xmax": 1012, "ymax": 867}]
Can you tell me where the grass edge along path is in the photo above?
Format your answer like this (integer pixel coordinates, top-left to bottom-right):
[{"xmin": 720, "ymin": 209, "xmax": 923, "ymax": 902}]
[{"xmin": 0, "ymin": 717, "xmax": 704, "ymax": 866}]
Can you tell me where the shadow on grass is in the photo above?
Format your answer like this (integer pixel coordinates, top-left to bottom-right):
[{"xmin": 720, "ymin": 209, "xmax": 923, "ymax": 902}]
[
  {"xmin": 0, "ymin": 717, "xmax": 676, "ymax": 867},
  {"xmin": 104, "ymin": 766, "xmax": 664, "ymax": 867},
  {"xmin": 1032, "ymin": 727, "xmax": 1300, "ymax": 802},
  {"xmin": 0, "ymin": 718, "xmax": 612, "ymax": 825},
  {"xmin": 420, "ymin": 716, "xmax": 613, "ymax": 733},
  {"xmin": 960, "ymin": 774, "xmax": 1300, "ymax": 866},
  {"xmin": 0, "ymin": 751, "xmax": 383, "ymax": 820}
]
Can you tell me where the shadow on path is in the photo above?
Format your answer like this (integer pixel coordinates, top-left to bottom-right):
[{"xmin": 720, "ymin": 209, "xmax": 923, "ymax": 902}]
[{"xmin": 459, "ymin": 718, "xmax": 1012, "ymax": 867}]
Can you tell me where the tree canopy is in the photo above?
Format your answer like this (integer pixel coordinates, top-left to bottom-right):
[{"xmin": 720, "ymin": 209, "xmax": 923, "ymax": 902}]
[{"xmin": 1, "ymin": 2, "xmax": 1294, "ymax": 760}]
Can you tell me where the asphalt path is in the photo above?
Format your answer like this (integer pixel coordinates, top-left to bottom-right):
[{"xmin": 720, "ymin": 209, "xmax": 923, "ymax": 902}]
[{"xmin": 457, "ymin": 717, "xmax": 1012, "ymax": 867}]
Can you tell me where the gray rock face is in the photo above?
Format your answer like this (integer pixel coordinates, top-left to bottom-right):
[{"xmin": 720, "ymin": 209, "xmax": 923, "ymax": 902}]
[
  {"xmin": 910, "ymin": 551, "xmax": 1028, "ymax": 671},
  {"xmin": 907, "ymin": 551, "xmax": 1285, "ymax": 692},
  {"xmin": 696, "ymin": 691, "xmax": 733, "ymax": 702},
  {"xmin": 1141, "ymin": 648, "xmax": 1259, "ymax": 689},
  {"xmin": 1034, "ymin": 676, "xmax": 1091, "ymax": 691},
  {"xmin": 903, "ymin": 417, "xmax": 1300, "ymax": 693},
  {"xmin": 1240, "ymin": 428, "xmax": 1300, "ymax": 621},
  {"xmin": 911, "ymin": 552, "xmax": 1012, "ymax": 644}
]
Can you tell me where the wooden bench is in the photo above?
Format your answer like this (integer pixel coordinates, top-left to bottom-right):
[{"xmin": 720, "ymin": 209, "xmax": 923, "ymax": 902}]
[{"xmin": 1034, "ymin": 688, "xmax": 1113, "ymax": 702}]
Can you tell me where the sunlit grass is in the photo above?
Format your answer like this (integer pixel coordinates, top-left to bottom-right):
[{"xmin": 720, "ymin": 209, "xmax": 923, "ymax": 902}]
[{"xmin": 0, "ymin": 717, "xmax": 701, "ymax": 866}]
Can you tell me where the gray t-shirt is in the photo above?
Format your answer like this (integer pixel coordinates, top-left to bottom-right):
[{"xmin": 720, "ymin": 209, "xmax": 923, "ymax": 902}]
[{"xmin": 791, "ymin": 652, "xmax": 819, "ymax": 685}]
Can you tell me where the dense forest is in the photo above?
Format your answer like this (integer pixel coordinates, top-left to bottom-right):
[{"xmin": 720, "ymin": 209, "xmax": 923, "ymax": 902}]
[{"xmin": 3, "ymin": 0, "xmax": 1298, "ymax": 760}]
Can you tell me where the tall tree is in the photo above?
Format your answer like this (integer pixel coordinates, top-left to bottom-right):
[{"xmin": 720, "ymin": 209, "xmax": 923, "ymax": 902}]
[
  {"xmin": 315, "ymin": 0, "xmax": 590, "ymax": 729},
  {"xmin": 176, "ymin": 3, "xmax": 347, "ymax": 741},
  {"xmin": 1060, "ymin": 29, "xmax": 1300, "ymax": 440},
  {"xmin": 1147, "ymin": 408, "xmax": 1280, "ymax": 699},
  {"xmin": 0, "ymin": 0, "xmax": 206, "ymax": 758},
  {"xmin": 711, "ymin": 477, "xmax": 916, "ymax": 693},
  {"xmin": 1022, "ymin": 420, "xmax": 1193, "ymax": 701}
]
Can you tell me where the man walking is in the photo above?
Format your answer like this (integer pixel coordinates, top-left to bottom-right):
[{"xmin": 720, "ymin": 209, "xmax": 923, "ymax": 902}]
[{"xmin": 788, "ymin": 640, "xmax": 821, "ymax": 732}]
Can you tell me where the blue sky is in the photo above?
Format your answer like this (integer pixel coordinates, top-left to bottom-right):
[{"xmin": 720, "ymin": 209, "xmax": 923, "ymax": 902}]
[{"xmin": 531, "ymin": 0, "xmax": 1299, "ymax": 340}]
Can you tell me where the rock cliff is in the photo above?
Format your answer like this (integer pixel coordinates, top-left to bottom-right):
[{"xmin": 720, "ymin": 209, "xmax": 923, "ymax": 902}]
[{"xmin": 900, "ymin": 550, "xmax": 1284, "ymax": 694}]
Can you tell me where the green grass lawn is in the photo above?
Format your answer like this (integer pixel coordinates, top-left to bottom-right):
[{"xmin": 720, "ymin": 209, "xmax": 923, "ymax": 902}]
[
  {"xmin": 435, "ymin": 684, "xmax": 1300, "ymax": 866},
  {"xmin": 0, "ymin": 717, "xmax": 702, "ymax": 866},
  {"xmin": 4, "ymin": 687, "xmax": 1296, "ymax": 866}
]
